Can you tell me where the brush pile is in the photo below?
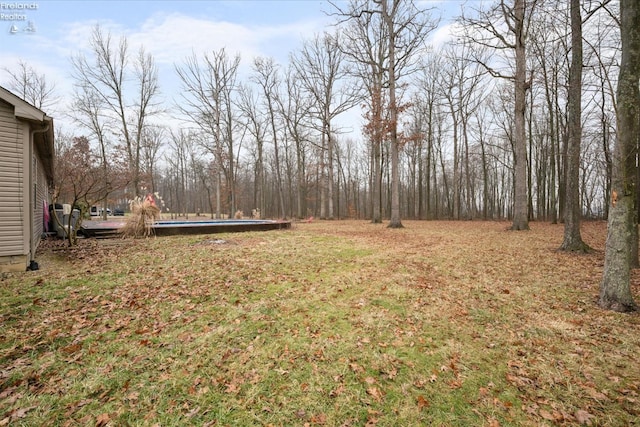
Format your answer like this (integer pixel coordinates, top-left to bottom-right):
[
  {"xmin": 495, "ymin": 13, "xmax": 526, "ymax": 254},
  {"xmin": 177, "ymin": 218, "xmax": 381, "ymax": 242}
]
[{"xmin": 119, "ymin": 194, "xmax": 161, "ymax": 238}]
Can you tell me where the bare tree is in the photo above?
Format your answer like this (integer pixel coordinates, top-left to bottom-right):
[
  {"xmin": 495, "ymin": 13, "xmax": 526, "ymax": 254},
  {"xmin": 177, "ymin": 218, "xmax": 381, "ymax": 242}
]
[
  {"xmin": 332, "ymin": 0, "xmax": 437, "ymax": 227},
  {"xmin": 2, "ymin": 60, "xmax": 59, "ymax": 111},
  {"xmin": 437, "ymin": 43, "xmax": 488, "ymax": 220},
  {"xmin": 251, "ymin": 57, "xmax": 287, "ymax": 218},
  {"xmin": 278, "ymin": 66, "xmax": 313, "ymax": 219},
  {"xmin": 175, "ymin": 48, "xmax": 241, "ymax": 218},
  {"xmin": 380, "ymin": 0, "xmax": 438, "ymax": 228},
  {"xmin": 413, "ymin": 53, "xmax": 446, "ymax": 219},
  {"xmin": 132, "ymin": 46, "xmax": 162, "ymax": 194},
  {"xmin": 69, "ymin": 77, "xmax": 113, "ymax": 219},
  {"xmin": 559, "ymin": 0, "xmax": 591, "ymax": 252},
  {"xmin": 599, "ymin": 0, "xmax": 638, "ymax": 312},
  {"xmin": 140, "ymin": 125, "xmax": 166, "ymax": 194},
  {"xmin": 583, "ymin": 1, "xmax": 619, "ymax": 220},
  {"xmin": 528, "ymin": 0, "xmax": 568, "ymax": 224},
  {"xmin": 461, "ymin": 0, "xmax": 539, "ymax": 230},
  {"xmin": 237, "ymin": 83, "xmax": 268, "ymax": 216},
  {"xmin": 70, "ymin": 25, "xmax": 161, "ymax": 199},
  {"xmin": 292, "ymin": 32, "xmax": 360, "ymax": 220},
  {"xmin": 336, "ymin": 2, "xmax": 388, "ymax": 223},
  {"xmin": 166, "ymin": 129, "xmax": 200, "ymax": 218}
]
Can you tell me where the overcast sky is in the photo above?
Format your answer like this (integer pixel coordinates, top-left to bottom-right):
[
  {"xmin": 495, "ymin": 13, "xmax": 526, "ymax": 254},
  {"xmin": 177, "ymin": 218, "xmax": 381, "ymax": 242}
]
[{"xmin": 1, "ymin": 0, "xmax": 466, "ymax": 136}]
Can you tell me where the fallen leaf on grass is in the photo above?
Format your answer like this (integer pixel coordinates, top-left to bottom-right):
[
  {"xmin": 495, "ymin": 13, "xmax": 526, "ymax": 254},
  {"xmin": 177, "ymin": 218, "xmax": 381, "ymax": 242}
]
[
  {"xmin": 0, "ymin": 388, "xmax": 22, "ymax": 405},
  {"xmin": 506, "ymin": 373, "xmax": 534, "ymax": 387},
  {"xmin": 385, "ymin": 368, "xmax": 398, "ymax": 380},
  {"xmin": 225, "ymin": 382, "xmax": 240, "ymax": 394},
  {"xmin": 96, "ymin": 413, "xmax": 111, "ymax": 427},
  {"xmin": 61, "ymin": 343, "xmax": 82, "ymax": 354},
  {"xmin": 349, "ymin": 362, "xmax": 365, "ymax": 374},
  {"xmin": 539, "ymin": 409, "xmax": 554, "ymax": 420},
  {"xmin": 448, "ymin": 379, "xmax": 463, "ymax": 389},
  {"xmin": 3, "ymin": 406, "xmax": 37, "ymax": 421},
  {"xmin": 413, "ymin": 378, "xmax": 428, "ymax": 388},
  {"xmin": 585, "ymin": 386, "xmax": 608, "ymax": 401},
  {"xmin": 575, "ymin": 409, "xmax": 595, "ymax": 425},
  {"xmin": 367, "ymin": 386, "xmax": 384, "ymax": 402},
  {"xmin": 365, "ymin": 409, "xmax": 381, "ymax": 426},
  {"xmin": 330, "ymin": 384, "xmax": 346, "ymax": 397},
  {"xmin": 310, "ymin": 412, "xmax": 327, "ymax": 424},
  {"xmin": 186, "ymin": 406, "xmax": 200, "ymax": 418},
  {"xmin": 417, "ymin": 395, "xmax": 429, "ymax": 410}
]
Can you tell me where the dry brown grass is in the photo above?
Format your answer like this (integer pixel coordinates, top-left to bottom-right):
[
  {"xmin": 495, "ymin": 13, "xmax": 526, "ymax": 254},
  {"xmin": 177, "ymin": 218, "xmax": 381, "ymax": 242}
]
[
  {"xmin": 1, "ymin": 220, "xmax": 639, "ymax": 426},
  {"xmin": 118, "ymin": 196, "xmax": 161, "ymax": 238}
]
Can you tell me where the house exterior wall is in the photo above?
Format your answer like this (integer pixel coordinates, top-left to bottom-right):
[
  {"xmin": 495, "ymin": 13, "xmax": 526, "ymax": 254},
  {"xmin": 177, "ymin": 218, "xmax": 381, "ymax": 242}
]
[
  {"xmin": 0, "ymin": 87, "xmax": 54, "ymax": 273},
  {"xmin": 0, "ymin": 99, "xmax": 28, "ymax": 271},
  {"xmin": 32, "ymin": 144, "xmax": 49, "ymax": 258}
]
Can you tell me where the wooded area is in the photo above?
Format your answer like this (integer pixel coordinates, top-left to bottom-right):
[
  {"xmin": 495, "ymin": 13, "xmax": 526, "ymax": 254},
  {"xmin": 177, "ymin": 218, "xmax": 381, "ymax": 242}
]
[
  {"xmin": 3, "ymin": 0, "xmax": 637, "ymax": 311},
  {"xmin": 4, "ymin": 0, "xmax": 622, "ymax": 224}
]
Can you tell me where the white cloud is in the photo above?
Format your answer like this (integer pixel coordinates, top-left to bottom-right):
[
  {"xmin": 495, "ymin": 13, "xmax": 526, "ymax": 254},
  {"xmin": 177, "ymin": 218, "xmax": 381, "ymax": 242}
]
[
  {"xmin": 1, "ymin": 5, "xmax": 347, "ymax": 135},
  {"xmin": 56, "ymin": 11, "xmax": 328, "ymax": 69},
  {"xmin": 428, "ymin": 20, "xmax": 468, "ymax": 50},
  {"xmin": 132, "ymin": 13, "xmax": 262, "ymax": 65},
  {"xmin": 52, "ymin": 11, "xmax": 328, "ymax": 91}
]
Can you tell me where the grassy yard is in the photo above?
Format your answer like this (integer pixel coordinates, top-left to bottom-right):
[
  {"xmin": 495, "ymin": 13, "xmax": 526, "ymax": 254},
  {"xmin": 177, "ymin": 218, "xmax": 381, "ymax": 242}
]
[{"xmin": 1, "ymin": 220, "xmax": 639, "ymax": 426}]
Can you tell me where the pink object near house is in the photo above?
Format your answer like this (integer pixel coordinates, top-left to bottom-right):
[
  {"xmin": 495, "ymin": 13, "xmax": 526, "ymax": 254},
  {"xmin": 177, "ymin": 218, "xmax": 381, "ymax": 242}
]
[{"xmin": 43, "ymin": 200, "xmax": 50, "ymax": 232}]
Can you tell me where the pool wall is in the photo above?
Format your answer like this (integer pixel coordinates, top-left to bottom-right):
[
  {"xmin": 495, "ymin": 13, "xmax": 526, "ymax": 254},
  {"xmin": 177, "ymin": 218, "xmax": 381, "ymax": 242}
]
[{"xmin": 80, "ymin": 219, "xmax": 291, "ymax": 238}]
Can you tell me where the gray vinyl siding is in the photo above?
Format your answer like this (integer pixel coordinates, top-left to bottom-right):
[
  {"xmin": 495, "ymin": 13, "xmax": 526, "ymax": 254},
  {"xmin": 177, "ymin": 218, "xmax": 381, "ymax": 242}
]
[
  {"xmin": 0, "ymin": 99, "xmax": 25, "ymax": 256},
  {"xmin": 33, "ymin": 150, "xmax": 48, "ymax": 249}
]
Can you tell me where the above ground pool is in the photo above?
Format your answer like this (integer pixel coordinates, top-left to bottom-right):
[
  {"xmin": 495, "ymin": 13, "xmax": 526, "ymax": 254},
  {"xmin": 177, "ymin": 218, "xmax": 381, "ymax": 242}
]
[{"xmin": 80, "ymin": 218, "xmax": 291, "ymax": 238}]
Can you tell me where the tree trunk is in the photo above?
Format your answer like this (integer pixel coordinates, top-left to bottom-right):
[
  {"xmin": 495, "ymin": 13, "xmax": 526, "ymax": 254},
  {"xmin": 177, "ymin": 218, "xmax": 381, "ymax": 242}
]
[
  {"xmin": 226, "ymin": 107, "xmax": 236, "ymax": 218},
  {"xmin": 327, "ymin": 121, "xmax": 335, "ymax": 220},
  {"xmin": 560, "ymin": 0, "xmax": 590, "ymax": 252},
  {"xmin": 269, "ymin": 105, "xmax": 286, "ymax": 219},
  {"xmin": 296, "ymin": 139, "xmax": 305, "ymax": 219},
  {"xmin": 601, "ymin": 195, "xmax": 637, "ymax": 311},
  {"xmin": 371, "ymin": 75, "xmax": 383, "ymax": 224},
  {"xmin": 215, "ymin": 169, "xmax": 221, "ymax": 219},
  {"xmin": 511, "ymin": 0, "xmax": 529, "ymax": 231},
  {"xmin": 372, "ymin": 138, "xmax": 382, "ymax": 223},
  {"xmin": 320, "ymin": 138, "xmax": 327, "ymax": 219},
  {"xmin": 463, "ymin": 118, "xmax": 473, "ymax": 219},
  {"xmin": 425, "ymin": 117, "xmax": 432, "ymax": 219},
  {"xmin": 451, "ymin": 108, "xmax": 460, "ymax": 220},
  {"xmin": 384, "ymin": 0, "xmax": 403, "ymax": 229},
  {"xmin": 600, "ymin": 0, "xmax": 639, "ymax": 312}
]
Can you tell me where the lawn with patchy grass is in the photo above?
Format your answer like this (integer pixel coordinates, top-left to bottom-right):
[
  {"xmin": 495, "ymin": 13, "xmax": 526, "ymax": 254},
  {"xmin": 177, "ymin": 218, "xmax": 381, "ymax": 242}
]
[{"xmin": 1, "ymin": 220, "xmax": 639, "ymax": 426}]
